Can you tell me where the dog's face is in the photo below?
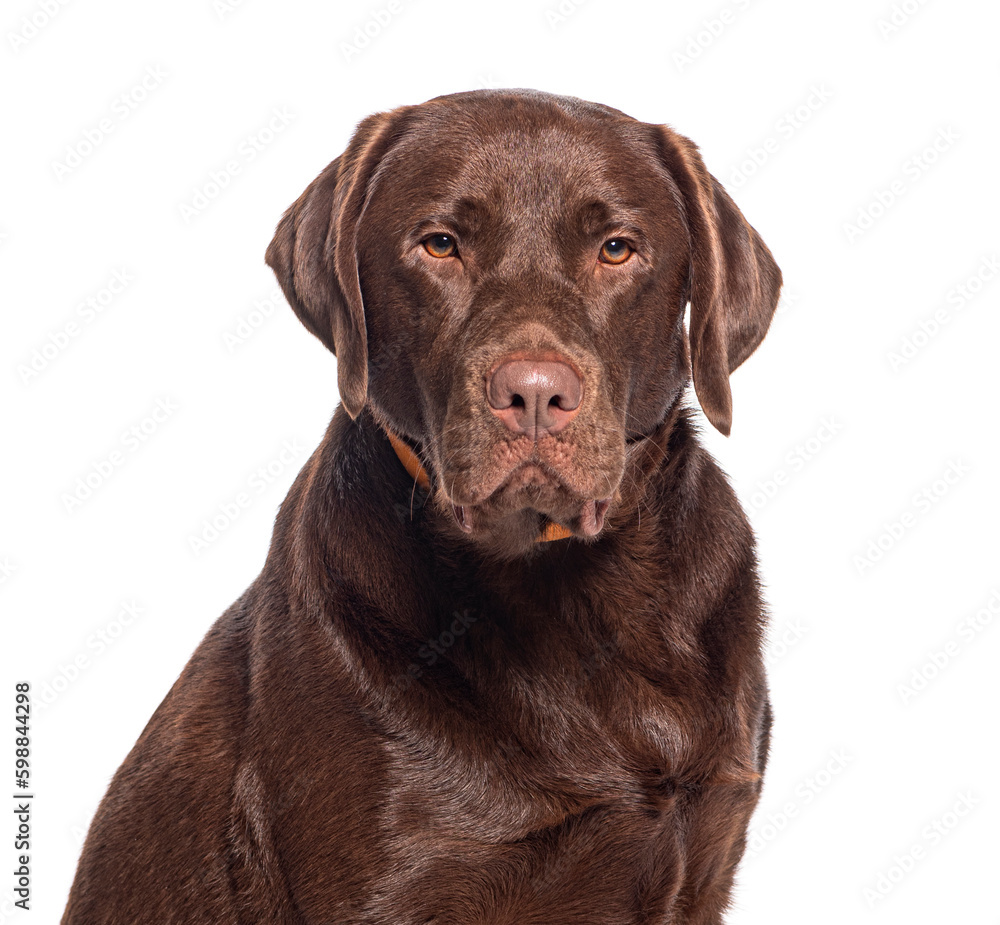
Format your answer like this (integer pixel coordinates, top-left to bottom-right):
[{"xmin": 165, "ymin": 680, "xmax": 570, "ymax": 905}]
[{"xmin": 267, "ymin": 90, "xmax": 781, "ymax": 558}]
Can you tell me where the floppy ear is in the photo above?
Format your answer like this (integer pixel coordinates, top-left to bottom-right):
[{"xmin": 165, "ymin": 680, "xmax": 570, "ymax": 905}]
[
  {"xmin": 654, "ymin": 127, "xmax": 782, "ymax": 436},
  {"xmin": 265, "ymin": 111, "xmax": 406, "ymax": 419}
]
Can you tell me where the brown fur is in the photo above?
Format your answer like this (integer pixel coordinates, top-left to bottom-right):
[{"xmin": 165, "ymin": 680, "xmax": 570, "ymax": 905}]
[{"xmin": 63, "ymin": 89, "xmax": 782, "ymax": 924}]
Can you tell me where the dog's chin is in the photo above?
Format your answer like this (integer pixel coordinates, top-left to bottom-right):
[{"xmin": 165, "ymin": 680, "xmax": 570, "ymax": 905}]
[{"xmin": 440, "ymin": 465, "xmax": 615, "ymax": 559}]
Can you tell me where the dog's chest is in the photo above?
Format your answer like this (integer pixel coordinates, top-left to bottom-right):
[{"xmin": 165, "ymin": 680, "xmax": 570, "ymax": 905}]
[
  {"xmin": 266, "ymin": 575, "xmax": 763, "ymax": 925},
  {"xmin": 379, "ymin": 578, "xmax": 742, "ymax": 823},
  {"xmin": 286, "ymin": 566, "xmax": 758, "ymax": 921},
  {"xmin": 354, "ymin": 754, "xmax": 690, "ymax": 923},
  {"xmin": 345, "ymin": 656, "xmax": 728, "ymax": 918}
]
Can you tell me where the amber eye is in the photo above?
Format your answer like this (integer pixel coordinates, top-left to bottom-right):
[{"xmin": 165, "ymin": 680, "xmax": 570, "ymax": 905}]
[
  {"xmin": 599, "ymin": 238, "xmax": 632, "ymax": 265},
  {"xmin": 423, "ymin": 234, "xmax": 458, "ymax": 258}
]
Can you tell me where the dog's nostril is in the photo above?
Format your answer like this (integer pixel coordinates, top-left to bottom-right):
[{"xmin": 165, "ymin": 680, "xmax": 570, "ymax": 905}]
[{"xmin": 511, "ymin": 394, "xmax": 526, "ymax": 410}]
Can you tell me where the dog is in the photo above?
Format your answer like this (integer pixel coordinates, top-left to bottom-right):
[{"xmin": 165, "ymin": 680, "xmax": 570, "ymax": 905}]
[{"xmin": 62, "ymin": 89, "xmax": 782, "ymax": 924}]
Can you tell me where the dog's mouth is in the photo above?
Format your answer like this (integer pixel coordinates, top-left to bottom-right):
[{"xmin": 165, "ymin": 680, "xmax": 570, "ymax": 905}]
[
  {"xmin": 426, "ymin": 395, "xmax": 628, "ymax": 552},
  {"xmin": 445, "ymin": 457, "xmax": 616, "ymax": 542}
]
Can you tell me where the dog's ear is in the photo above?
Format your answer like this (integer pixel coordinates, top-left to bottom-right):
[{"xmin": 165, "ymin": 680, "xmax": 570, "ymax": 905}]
[
  {"xmin": 265, "ymin": 111, "xmax": 407, "ymax": 419},
  {"xmin": 653, "ymin": 127, "xmax": 782, "ymax": 436}
]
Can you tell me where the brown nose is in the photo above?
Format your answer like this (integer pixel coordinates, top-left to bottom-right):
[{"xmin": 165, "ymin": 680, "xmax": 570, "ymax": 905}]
[{"xmin": 486, "ymin": 359, "xmax": 583, "ymax": 437}]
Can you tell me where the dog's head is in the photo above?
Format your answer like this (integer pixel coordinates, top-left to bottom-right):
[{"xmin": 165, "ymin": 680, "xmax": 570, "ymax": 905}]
[{"xmin": 267, "ymin": 90, "xmax": 781, "ymax": 557}]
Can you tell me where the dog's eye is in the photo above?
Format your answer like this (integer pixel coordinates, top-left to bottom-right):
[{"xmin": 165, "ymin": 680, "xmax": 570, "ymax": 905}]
[
  {"xmin": 423, "ymin": 234, "xmax": 458, "ymax": 258},
  {"xmin": 599, "ymin": 239, "xmax": 633, "ymax": 265}
]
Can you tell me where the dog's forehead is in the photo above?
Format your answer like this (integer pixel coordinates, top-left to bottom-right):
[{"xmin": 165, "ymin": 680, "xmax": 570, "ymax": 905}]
[
  {"xmin": 372, "ymin": 99, "xmax": 668, "ymax": 226},
  {"xmin": 453, "ymin": 126, "xmax": 615, "ymax": 205}
]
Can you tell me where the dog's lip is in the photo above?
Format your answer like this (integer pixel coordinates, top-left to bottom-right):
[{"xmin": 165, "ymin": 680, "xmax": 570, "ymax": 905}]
[
  {"xmin": 452, "ymin": 503, "xmax": 473, "ymax": 533},
  {"xmin": 447, "ymin": 459, "xmax": 614, "ymax": 537},
  {"xmin": 450, "ymin": 493, "xmax": 613, "ymax": 538},
  {"xmin": 578, "ymin": 497, "xmax": 612, "ymax": 537},
  {"xmin": 450, "ymin": 457, "xmax": 570, "ymax": 506},
  {"xmin": 504, "ymin": 461, "xmax": 559, "ymax": 490}
]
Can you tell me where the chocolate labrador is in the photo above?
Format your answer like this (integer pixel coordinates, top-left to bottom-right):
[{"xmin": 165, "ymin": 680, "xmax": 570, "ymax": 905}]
[{"xmin": 63, "ymin": 89, "xmax": 781, "ymax": 924}]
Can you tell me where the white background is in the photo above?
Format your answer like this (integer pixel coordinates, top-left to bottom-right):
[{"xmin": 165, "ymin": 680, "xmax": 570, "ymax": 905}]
[{"xmin": 2, "ymin": 0, "xmax": 998, "ymax": 921}]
